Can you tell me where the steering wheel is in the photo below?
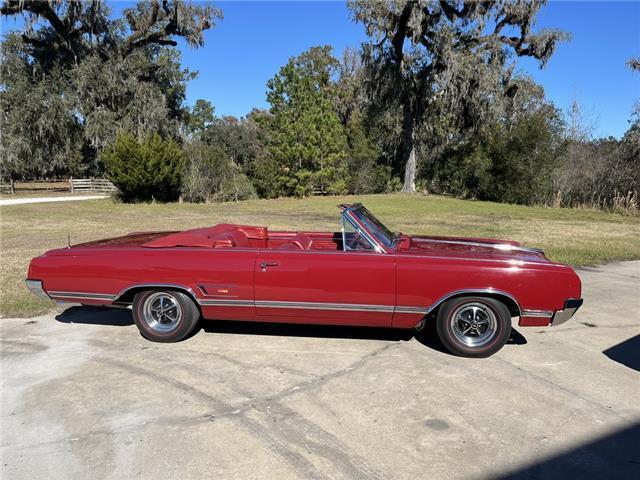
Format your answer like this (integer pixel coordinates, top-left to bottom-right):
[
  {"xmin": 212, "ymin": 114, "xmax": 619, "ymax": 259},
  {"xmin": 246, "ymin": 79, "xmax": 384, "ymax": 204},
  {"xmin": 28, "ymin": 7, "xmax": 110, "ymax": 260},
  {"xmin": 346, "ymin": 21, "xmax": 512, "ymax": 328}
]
[{"xmin": 346, "ymin": 231, "xmax": 370, "ymax": 251}]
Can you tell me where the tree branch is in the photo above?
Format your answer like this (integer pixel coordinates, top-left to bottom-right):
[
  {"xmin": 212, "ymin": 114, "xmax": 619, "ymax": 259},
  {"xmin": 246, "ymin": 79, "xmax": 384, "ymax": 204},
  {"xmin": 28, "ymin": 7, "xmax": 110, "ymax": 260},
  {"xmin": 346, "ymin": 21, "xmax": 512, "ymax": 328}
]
[
  {"xmin": 390, "ymin": 2, "xmax": 414, "ymax": 65},
  {"xmin": 1, "ymin": 0, "xmax": 69, "ymax": 40}
]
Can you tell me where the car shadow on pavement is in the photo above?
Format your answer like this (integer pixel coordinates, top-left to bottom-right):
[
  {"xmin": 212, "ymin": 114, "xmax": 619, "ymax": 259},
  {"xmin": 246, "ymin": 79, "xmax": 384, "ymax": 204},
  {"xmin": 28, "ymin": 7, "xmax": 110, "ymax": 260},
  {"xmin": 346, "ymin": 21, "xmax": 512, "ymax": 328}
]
[
  {"xmin": 201, "ymin": 320, "xmax": 415, "ymax": 342},
  {"xmin": 56, "ymin": 305, "xmax": 134, "ymax": 326},
  {"xmin": 603, "ymin": 334, "xmax": 640, "ymax": 372},
  {"xmin": 494, "ymin": 422, "xmax": 640, "ymax": 480}
]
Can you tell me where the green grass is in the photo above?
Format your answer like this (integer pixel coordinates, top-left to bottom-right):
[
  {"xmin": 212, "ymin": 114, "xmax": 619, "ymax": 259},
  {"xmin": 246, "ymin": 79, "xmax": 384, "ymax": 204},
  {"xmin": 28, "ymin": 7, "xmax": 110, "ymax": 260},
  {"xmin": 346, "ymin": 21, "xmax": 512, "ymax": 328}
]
[{"xmin": 2, "ymin": 193, "xmax": 639, "ymax": 318}]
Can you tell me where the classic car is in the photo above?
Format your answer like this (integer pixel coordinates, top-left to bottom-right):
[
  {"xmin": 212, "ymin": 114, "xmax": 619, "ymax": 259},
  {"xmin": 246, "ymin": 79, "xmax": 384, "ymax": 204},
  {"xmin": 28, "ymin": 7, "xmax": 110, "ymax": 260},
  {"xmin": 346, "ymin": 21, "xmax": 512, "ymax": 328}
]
[{"xmin": 26, "ymin": 203, "xmax": 583, "ymax": 357}]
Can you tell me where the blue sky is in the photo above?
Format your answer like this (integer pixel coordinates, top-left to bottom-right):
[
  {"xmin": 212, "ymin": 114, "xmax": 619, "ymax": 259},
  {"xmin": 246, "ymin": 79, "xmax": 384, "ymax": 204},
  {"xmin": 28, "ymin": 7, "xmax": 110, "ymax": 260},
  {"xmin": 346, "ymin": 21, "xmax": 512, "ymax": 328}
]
[{"xmin": 2, "ymin": 1, "xmax": 639, "ymax": 138}]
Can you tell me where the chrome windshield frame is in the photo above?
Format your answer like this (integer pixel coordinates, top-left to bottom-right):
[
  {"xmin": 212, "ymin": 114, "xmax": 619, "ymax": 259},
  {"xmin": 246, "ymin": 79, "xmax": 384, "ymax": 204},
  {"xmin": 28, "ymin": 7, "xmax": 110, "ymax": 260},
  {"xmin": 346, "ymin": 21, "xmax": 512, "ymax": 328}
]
[{"xmin": 341, "ymin": 209, "xmax": 387, "ymax": 254}]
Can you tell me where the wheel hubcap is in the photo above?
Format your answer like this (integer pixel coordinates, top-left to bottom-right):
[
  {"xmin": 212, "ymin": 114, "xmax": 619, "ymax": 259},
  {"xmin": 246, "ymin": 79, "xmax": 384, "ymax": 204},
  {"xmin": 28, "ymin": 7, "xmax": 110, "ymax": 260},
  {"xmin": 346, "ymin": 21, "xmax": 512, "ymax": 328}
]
[
  {"xmin": 142, "ymin": 292, "xmax": 182, "ymax": 333},
  {"xmin": 450, "ymin": 302, "xmax": 497, "ymax": 348}
]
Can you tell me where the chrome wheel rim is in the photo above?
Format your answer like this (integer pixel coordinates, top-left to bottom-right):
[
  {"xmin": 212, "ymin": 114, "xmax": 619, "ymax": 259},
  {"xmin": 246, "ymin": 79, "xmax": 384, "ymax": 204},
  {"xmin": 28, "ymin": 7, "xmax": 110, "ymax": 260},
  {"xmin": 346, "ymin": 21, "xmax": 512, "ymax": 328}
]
[
  {"xmin": 142, "ymin": 292, "xmax": 182, "ymax": 333},
  {"xmin": 450, "ymin": 302, "xmax": 497, "ymax": 348}
]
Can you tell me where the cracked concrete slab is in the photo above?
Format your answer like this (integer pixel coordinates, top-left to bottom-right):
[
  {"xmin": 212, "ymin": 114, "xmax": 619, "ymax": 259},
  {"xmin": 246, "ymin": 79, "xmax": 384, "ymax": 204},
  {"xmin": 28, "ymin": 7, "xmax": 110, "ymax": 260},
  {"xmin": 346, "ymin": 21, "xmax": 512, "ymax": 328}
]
[{"xmin": 1, "ymin": 261, "xmax": 639, "ymax": 479}]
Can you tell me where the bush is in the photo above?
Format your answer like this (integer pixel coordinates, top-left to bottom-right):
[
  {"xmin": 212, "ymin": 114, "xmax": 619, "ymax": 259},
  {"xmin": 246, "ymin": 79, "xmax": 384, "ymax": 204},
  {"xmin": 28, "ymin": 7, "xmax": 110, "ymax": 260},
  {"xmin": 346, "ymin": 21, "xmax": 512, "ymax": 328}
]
[
  {"xmin": 182, "ymin": 142, "xmax": 257, "ymax": 202},
  {"xmin": 102, "ymin": 132, "xmax": 184, "ymax": 202},
  {"xmin": 431, "ymin": 112, "xmax": 565, "ymax": 205}
]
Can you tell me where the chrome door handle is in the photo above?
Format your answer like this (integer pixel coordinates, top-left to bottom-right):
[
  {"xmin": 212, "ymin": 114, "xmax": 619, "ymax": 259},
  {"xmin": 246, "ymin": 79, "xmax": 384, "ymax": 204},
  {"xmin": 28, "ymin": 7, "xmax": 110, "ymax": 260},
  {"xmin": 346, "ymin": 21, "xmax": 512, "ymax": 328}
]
[{"xmin": 260, "ymin": 261, "xmax": 279, "ymax": 270}]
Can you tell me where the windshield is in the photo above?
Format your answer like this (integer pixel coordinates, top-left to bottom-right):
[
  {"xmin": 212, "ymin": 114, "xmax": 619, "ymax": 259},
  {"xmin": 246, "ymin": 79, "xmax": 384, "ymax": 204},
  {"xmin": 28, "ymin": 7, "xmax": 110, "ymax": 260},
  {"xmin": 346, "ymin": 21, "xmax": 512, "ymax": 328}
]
[{"xmin": 350, "ymin": 206, "xmax": 395, "ymax": 248}]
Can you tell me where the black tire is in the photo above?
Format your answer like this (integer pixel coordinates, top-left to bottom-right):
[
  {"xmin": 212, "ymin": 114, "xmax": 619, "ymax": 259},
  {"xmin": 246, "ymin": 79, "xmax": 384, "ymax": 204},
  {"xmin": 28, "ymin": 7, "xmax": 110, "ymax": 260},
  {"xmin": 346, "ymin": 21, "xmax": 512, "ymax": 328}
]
[
  {"xmin": 132, "ymin": 289, "xmax": 200, "ymax": 343},
  {"xmin": 435, "ymin": 296, "xmax": 511, "ymax": 358}
]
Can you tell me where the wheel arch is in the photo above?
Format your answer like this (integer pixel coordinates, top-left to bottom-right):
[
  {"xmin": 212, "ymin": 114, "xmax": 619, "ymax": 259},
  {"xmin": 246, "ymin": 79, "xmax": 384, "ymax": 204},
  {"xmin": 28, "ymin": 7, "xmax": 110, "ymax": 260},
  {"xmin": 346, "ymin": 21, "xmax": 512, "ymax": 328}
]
[
  {"xmin": 114, "ymin": 283, "xmax": 200, "ymax": 310},
  {"xmin": 427, "ymin": 289, "xmax": 521, "ymax": 318}
]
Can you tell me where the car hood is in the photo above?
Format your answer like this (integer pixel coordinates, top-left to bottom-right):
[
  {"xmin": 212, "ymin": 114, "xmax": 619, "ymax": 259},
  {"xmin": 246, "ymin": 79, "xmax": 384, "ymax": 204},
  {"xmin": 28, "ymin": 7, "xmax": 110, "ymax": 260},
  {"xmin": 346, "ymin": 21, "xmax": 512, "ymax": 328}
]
[{"xmin": 396, "ymin": 235, "xmax": 550, "ymax": 264}]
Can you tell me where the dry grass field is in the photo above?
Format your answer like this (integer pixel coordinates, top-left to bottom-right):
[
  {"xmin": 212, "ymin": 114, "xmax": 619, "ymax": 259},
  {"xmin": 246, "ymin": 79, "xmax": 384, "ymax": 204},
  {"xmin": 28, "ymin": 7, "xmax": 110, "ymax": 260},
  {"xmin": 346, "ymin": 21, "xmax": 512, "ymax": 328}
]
[{"xmin": 2, "ymin": 193, "xmax": 639, "ymax": 318}]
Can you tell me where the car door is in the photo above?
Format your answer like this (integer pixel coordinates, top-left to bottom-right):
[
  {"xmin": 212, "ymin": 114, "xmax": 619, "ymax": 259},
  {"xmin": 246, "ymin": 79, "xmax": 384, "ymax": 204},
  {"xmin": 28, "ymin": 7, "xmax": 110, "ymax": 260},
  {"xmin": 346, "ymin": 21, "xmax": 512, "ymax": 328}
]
[{"xmin": 254, "ymin": 249, "xmax": 395, "ymax": 327}]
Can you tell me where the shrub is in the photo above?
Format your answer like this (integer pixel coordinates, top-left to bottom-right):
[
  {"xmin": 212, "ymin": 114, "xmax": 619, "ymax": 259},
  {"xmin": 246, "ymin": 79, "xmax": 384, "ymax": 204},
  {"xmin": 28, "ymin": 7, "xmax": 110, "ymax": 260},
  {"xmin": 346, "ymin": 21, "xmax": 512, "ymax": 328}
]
[
  {"xmin": 431, "ymin": 112, "xmax": 565, "ymax": 205},
  {"xmin": 182, "ymin": 142, "xmax": 257, "ymax": 202},
  {"xmin": 102, "ymin": 132, "xmax": 185, "ymax": 202}
]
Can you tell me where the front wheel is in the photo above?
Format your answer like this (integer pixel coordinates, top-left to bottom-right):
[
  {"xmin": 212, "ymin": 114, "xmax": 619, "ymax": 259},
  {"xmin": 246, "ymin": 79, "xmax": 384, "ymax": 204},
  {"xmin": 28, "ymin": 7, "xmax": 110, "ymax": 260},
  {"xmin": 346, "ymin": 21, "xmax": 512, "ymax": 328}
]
[
  {"xmin": 132, "ymin": 290, "xmax": 200, "ymax": 342},
  {"xmin": 436, "ymin": 297, "xmax": 511, "ymax": 358}
]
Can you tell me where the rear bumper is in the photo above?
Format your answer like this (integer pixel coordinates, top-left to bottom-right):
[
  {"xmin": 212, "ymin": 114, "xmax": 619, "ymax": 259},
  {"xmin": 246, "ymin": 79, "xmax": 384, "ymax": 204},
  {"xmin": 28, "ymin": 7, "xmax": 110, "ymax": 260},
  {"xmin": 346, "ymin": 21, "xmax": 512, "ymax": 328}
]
[
  {"xmin": 25, "ymin": 279, "xmax": 51, "ymax": 301},
  {"xmin": 551, "ymin": 298, "xmax": 584, "ymax": 326}
]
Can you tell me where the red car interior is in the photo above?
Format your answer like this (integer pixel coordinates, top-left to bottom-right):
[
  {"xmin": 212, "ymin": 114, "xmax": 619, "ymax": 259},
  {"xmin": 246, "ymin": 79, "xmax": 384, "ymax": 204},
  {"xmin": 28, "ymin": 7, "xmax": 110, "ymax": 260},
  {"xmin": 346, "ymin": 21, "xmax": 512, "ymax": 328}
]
[{"xmin": 142, "ymin": 224, "xmax": 339, "ymax": 251}]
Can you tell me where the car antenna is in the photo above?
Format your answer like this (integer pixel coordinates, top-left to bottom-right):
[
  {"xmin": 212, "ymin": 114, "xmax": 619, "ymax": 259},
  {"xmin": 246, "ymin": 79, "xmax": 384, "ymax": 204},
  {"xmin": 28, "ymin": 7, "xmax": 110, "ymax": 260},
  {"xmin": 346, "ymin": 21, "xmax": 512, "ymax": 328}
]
[{"xmin": 67, "ymin": 231, "xmax": 71, "ymax": 249}]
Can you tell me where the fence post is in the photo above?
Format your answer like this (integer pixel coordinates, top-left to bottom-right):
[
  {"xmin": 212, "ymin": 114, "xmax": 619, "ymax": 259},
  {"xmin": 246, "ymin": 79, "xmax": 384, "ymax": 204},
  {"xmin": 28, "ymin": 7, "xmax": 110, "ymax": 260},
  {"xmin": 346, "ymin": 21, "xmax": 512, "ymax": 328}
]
[
  {"xmin": 69, "ymin": 176, "xmax": 74, "ymax": 193},
  {"xmin": 10, "ymin": 178, "xmax": 15, "ymax": 195}
]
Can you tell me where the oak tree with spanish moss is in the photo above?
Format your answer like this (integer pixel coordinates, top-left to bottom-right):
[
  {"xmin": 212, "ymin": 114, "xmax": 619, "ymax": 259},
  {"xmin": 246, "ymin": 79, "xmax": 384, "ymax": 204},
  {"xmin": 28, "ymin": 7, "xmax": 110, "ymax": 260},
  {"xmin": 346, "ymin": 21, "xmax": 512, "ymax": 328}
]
[{"xmin": 349, "ymin": 0, "xmax": 569, "ymax": 192}]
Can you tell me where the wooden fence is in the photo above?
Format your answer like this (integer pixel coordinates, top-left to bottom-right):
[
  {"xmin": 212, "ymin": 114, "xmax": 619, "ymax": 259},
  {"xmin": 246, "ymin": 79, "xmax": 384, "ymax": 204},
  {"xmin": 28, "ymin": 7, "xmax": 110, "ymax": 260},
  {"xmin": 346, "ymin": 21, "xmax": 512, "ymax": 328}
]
[
  {"xmin": 69, "ymin": 178, "xmax": 118, "ymax": 193},
  {"xmin": 0, "ymin": 178, "xmax": 118, "ymax": 195}
]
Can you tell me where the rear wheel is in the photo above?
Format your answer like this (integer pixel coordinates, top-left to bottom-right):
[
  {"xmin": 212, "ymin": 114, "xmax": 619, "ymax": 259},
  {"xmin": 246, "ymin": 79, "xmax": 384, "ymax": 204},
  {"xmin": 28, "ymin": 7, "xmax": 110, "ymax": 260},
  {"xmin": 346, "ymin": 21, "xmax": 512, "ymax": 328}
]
[
  {"xmin": 436, "ymin": 296, "xmax": 511, "ymax": 358},
  {"xmin": 132, "ymin": 290, "xmax": 200, "ymax": 342}
]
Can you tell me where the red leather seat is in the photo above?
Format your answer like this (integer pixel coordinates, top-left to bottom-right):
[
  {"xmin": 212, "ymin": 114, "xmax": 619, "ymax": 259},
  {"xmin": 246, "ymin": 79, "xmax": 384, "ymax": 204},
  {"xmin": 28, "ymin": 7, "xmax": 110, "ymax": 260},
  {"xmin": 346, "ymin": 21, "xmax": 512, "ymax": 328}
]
[
  {"xmin": 215, "ymin": 230, "xmax": 250, "ymax": 248},
  {"xmin": 275, "ymin": 233, "xmax": 312, "ymax": 250}
]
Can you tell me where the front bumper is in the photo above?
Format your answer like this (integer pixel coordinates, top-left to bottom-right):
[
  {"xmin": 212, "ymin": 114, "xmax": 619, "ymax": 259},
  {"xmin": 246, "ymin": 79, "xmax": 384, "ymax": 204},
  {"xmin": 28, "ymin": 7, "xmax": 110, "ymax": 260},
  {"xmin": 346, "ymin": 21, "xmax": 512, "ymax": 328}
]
[
  {"xmin": 552, "ymin": 298, "xmax": 583, "ymax": 326},
  {"xmin": 25, "ymin": 279, "xmax": 51, "ymax": 301}
]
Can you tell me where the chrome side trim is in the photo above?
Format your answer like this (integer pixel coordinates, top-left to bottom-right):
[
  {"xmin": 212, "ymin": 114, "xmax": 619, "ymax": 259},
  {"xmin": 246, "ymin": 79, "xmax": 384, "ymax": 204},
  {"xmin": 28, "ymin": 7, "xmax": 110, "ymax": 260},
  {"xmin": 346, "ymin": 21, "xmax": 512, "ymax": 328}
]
[
  {"xmin": 199, "ymin": 299, "xmax": 254, "ymax": 307},
  {"xmin": 25, "ymin": 280, "xmax": 51, "ymax": 301},
  {"xmin": 42, "ymin": 291, "xmax": 427, "ymax": 315},
  {"xmin": 394, "ymin": 306, "xmax": 430, "ymax": 315},
  {"xmin": 522, "ymin": 309, "xmax": 554, "ymax": 318},
  {"xmin": 425, "ymin": 289, "xmax": 522, "ymax": 316},
  {"xmin": 48, "ymin": 291, "xmax": 116, "ymax": 301},
  {"xmin": 197, "ymin": 298, "xmax": 425, "ymax": 314},
  {"xmin": 255, "ymin": 300, "xmax": 395, "ymax": 312},
  {"xmin": 40, "ymin": 287, "xmax": 524, "ymax": 320}
]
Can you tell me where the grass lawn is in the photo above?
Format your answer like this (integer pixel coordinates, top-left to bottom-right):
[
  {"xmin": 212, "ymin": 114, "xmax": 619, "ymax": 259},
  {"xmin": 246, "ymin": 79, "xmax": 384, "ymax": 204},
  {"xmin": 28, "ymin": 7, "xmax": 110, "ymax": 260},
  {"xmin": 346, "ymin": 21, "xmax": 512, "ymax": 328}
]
[{"xmin": 2, "ymin": 193, "xmax": 639, "ymax": 318}]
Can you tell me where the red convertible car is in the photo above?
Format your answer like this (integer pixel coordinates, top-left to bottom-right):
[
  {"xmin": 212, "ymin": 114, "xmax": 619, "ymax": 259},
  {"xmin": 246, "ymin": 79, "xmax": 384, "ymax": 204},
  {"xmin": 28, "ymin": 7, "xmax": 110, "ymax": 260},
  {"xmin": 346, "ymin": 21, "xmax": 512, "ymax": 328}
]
[{"xmin": 26, "ymin": 203, "xmax": 582, "ymax": 357}]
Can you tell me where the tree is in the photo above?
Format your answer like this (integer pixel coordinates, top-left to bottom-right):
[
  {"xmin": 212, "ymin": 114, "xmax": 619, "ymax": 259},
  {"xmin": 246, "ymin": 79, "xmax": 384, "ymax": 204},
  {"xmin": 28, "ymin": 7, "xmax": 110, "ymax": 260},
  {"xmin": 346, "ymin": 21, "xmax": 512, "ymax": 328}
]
[
  {"xmin": 0, "ymin": 0, "xmax": 220, "ymax": 66},
  {"xmin": 258, "ymin": 46, "xmax": 349, "ymax": 197},
  {"xmin": 0, "ymin": 0, "xmax": 222, "ymax": 180},
  {"xmin": 349, "ymin": 0, "xmax": 569, "ymax": 192},
  {"xmin": 102, "ymin": 132, "xmax": 185, "ymax": 202},
  {"xmin": 201, "ymin": 115, "xmax": 262, "ymax": 170},
  {"xmin": 181, "ymin": 141, "xmax": 257, "ymax": 203},
  {"xmin": 186, "ymin": 99, "xmax": 215, "ymax": 137},
  {"xmin": 0, "ymin": 35, "xmax": 84, "ymax": 180},
  {"xmin": 433, "ymin": 106, "xmax": 565, "ymax": 205}
]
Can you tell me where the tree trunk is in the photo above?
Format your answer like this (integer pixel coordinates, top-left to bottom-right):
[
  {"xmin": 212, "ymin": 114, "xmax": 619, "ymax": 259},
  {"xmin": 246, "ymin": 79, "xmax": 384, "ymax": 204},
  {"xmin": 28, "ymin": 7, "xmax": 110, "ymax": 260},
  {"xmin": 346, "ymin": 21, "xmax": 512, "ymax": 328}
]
[{"xmin": 401, "ymin": 105, "xmax": 417, "ymax": 193}]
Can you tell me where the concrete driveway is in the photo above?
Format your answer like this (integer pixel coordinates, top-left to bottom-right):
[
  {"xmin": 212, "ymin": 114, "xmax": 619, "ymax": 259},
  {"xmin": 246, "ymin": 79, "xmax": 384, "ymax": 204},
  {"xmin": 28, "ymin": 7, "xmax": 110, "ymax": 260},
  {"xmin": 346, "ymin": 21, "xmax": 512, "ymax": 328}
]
[{"xmin": 1, "ymin": 262, "xmax": 639, "ymax": 479}]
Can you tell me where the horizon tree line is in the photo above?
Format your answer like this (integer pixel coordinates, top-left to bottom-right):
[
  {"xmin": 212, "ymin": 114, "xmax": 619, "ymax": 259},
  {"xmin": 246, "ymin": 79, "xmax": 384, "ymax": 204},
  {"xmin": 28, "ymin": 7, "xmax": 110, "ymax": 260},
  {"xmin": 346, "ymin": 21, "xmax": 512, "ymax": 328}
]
[{"xmin": 1, "ymin": 0, "xmax": 638, "ymax": 213}]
